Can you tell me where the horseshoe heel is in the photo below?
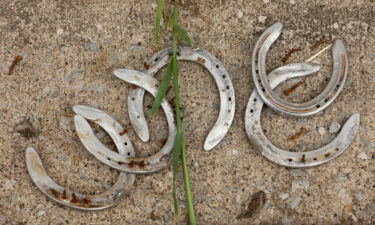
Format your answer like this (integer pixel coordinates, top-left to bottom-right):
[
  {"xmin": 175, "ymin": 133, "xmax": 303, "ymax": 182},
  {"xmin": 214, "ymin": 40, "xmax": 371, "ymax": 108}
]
[
  {"xmin": 245, "ymin": 64, "xmax": 360, "ymax": 167},
  {"xmin": 78, "ymin": 71, "xmax": 176, "ymax": 174},
  {"xmin": 126, "ymin": 47, "xmax": 235, "ymax": 151},
  {"xmin": 252, "ymin": 22, "xmax": 349, "ymax": 117},
  {"xmin": 26, "ymin": 109, "xmax": 135, "ymax": 210}
]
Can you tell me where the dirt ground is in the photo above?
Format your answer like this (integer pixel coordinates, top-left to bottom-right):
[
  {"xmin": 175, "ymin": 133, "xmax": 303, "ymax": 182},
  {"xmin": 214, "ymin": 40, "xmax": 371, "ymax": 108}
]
[{"xmin": 0, "ymin": 0, "xmax": 374, "ymax": 224}]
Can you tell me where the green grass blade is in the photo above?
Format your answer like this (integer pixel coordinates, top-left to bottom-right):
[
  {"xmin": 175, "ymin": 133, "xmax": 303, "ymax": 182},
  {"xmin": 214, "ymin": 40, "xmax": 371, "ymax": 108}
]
[
  {"xmin": 172, "ymin": 131, "xmax": 183, "ymax": 220},
  {"xmin": 154, "ymin": 0, "xmax": 165, "ymax": 48},
  {"xmin": 150, "ymin": 62, "xmax": 173, "ymax": 116},
  {"xmin": 181, "ymin": 140, "xmax": 196, "ymax": 225},
  {"xmin": 175, "ymin": 25, "xmax": 192, "ymax": 46}
]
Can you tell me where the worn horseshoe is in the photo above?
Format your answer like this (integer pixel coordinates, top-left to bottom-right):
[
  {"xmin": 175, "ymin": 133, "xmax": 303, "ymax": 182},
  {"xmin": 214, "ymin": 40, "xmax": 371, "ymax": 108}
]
[
  {"xmin": 25, "ymin": 108, "xmax": 136, "ymax": 210},
  {"xmin": 252, "ymin": 22, "xmax": 349, "ymax": 117},
  {"xmin": 76, "ymin": 73, "xmax": 176, "ymax": 174},
  {"xmin": 125, "ymin": 47, "xmax": 235, "ymax": 151},
  {"xmin": 245, "ymin": 64, "xmax": 360, "ymax": 167}
]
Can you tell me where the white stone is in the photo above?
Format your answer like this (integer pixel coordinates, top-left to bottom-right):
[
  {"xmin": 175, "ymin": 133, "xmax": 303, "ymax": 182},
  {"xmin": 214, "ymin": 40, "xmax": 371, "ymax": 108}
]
[
  {"xmin": 37, "ymin": 208, "xmax": 46, "ymax": 217},
  {"xmin": 280, "ymin": 193, "xmax": 289, "ymax": 200},
  {"xmin": 292, "ymin": 179, "xmax": 309, "ymax": 192},
  {"xmin": 258, "ymin": 15, "xmax": 267, "ymax": 23},
  {"xmin": 290, "ymin": 197, "xmax": 301, "ymax": 209},
  {"xmin": 290, "ymin": 0, "xmax": 295, "ymax": 4},
  {"xmin": 318, "ymin": 127, "xmax": 326, "ymax": 136},
  {"xmin": 236, "ymin": 10, "xmax": 243, "ymax": 19},
  {"xmin": 57, "ymin": 28, "xmax": 64, "ymax": 36},
  {"xmin": 263, "ymin": 0, "xmax": 270, "ymax": 3},
  {"xmin": 333, "ymin": 23, "xmax": 339, "ymax": 29},
  {"xmin": 338, "ymin": 188, "xmax": 346, "ymax": 199},
  {"xmin": 329, "ymin": 122, "xmax": 341, "ymax": 133},
  {"xmin": 357, "ymin": 152, "xmax": 368, "ymax": 160}
]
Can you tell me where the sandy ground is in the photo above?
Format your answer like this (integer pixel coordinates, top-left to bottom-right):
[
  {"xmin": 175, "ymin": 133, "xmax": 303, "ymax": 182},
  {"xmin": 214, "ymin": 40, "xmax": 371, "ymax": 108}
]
[{"xmin": 0, "ymin": 0, "xmax": 374, "ymax": 224}]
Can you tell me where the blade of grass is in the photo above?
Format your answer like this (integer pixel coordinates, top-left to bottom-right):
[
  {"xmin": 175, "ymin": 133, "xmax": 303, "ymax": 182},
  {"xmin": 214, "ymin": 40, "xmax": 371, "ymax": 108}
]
[
  {"xmin": 170, "ymin": 3, "xmax": 183, "ymax": 221},
  {"xmin": 154, "ymin": 0, "xmax": 165, "ymax": 48},
  {"xmin": 172, "ymin": 131, "xmax": 183, "ymax": 220},
  {"xmin": 150, "ymin": 62, "xmax": 173, "ymax": 116},
  {"xmin": 175, "ymin": 25, "xmax": 192, "ymax": 46},
  {"xmin": 181, "ymin": 140, "xmax": 196, "ymax": 225}
]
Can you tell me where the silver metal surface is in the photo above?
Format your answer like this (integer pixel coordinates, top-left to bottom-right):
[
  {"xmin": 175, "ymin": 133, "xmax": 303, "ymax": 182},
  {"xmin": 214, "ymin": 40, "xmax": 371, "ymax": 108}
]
[
  {"xmin": 25, "ymin": 108, "xmax": 135, "ymax": 210},
  {"xmin": 125, "ymin": 47, "xmax": 235, "ymax": 151},
  {"xmin": 245, "ymin": 64, "xmax": 360, "ymax": 167},
  {"xmin": 252, "ymin": 22, "xmax": 349, "ymax": 117},
  {"xmin": 81, "ymin": 71, "xmax": 176, "ymax": 174}
]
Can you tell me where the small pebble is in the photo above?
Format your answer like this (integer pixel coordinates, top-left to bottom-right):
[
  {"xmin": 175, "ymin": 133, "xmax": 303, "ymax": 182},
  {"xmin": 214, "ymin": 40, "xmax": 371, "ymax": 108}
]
[
  {"xmin": 56, "ymin": 28, "xmax": 64, "ymax": 36},
  {"xmin": 333, "ymin": 22, "xmax": 339, "ymax": 29},
  {"xmin": 318, "ymin": 127, "xmax": 326, "ymax": 136},
  {"xmin": 329, "ymin": 122, "xmax": 341, "ymax": 133},
  {"xmin": 263, "ymin": 0, "xmax": 270, "ymax": 3},
  {"xmin": 236, "ymin": 10, "xmax": 243, "ymax": 19},
  {"xmin": 338, "ymin": 188, "xmax": 346, "ymax": 199},
  {"xmin": 289, "ymin": 197, "xmax": 301, "ymax": 209},
  {"xmin": 258, "ymin": 15, "xmax": 267, "ymax": 23},
  {"xmin": 90, "ymin": 84, "xmax": 104, "ymax": 93},
  {"xmin": 289, "ymin": 0, "xmax": 295, "ymax": 4},
  {"xmin": 85, "ymin": 42, "xmax": 99, "ymax": 51},
  {"xmin": 279, "ymin": 193, "xmax": 289, "ymax": 200},
  {"xmin": 37, "ymin": 208, "xmax": 46, "ymax": 217},
  {"xmin": 292, "ymin": 179, "xmax": 309, "ymax": 192},
  {"xmin": 282, "ymin": 216, "xmax": 292, "ymax": 225},
  {"xmin": 66, "ymin": 69, "xmax": 82, "ymax": 83},
  {"xmin": 357, "ymin": 152, "xmax": 368, "ymax": 160}
]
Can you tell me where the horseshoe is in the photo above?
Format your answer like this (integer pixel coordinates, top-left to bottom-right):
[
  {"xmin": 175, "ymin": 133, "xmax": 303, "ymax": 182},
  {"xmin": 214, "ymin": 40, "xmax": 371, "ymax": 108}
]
[
  {"xmin": 25, "ymin": 108, "xmax": 136, "ymax": 210},
  {"xmin": 76, "ymin": 73, "xmax": 176, "ymax": 174},
  {"xmin": 245, "ymin": 63, "xmax": 360, "ymax": 167},
  {"xmin": 252, "ymin": 22, "xmax": 349, "ymax": 117},
  {"xmin": 125, "ymin": 47, "xmax": 235, "ymax": 151}
]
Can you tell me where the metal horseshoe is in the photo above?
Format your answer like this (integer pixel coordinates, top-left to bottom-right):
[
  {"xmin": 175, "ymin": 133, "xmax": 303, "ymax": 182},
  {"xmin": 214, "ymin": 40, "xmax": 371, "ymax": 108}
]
[
  {"xmin": 125, "ymin": 47, "xmax": 235, "ymax": 151},
  {"xmin": 25, "ymin": 108, "xmax": 136, "ymax": 210},
  {"xmin": 252, "ymin": 22, "xmax": 348, "ymax": 117},
  {"xmin": 245, "ymin": 63, "xmax": 360, "ymax": 167},
  {"xmin": 77, "ymin": 72, "xmax": 176, "ymax": 174}
]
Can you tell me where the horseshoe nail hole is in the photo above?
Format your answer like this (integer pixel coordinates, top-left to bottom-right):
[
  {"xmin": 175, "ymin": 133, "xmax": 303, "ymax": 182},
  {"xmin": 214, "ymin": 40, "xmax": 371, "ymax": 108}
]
[
  {"xmin": 222, "ymin": 75, "xmax": 226, "ymax": 78},
  {"xmin": 263, "ymin": 129, "xmax": 267, "ymax": 133},
  {"xmin": 154, "ymin": 57, "xmax": 159, "ymax": 62},
  {"xmin": 228, "ymin": 97, "xmax": 232, "ymax": 101},
  {"xmin": 124, "ymin": 142, "xmax": 128, "ymax": 146},
  {"xmin": 254, "ymin": 98, "xmax": 257, "ymax": 102},
  {"xmin": 336, "ymin": 84, "xmax": 340, "ymax": 89},
  {"xmin": 250, "ymin": 109, "xmax": 254, "ymax": 113},
  {"xmin": 335, "ymin": 148, "xmax": 339, "ymax": 151},
  {"xmin": 131, "ymin": 97, "xmax": 135, "ymax": 101},
  {"xmin": 226, "ymin": 86, "xmax": 230, "ymax": 90},
  {"xmin": 287, "ymin": 158, "xmax": 293, "ymax": 162},
  {"xmin": 325, "ymin": 98, "xmax": 329, "ymax": 103},
  {"xmin": 127, "ymin": 152, "xmax": 131, "ymax": 156},
  {"xmin": 137, "ymin": 115, "xmax": 140, "ymax": 119},
  {"xmin": 316, "ymin": 104, "xmax": 320, "ymax": 108},
  {"xmin": 261, "ymin": 88, "xmax": 265, "ymax": 92},
  {"xmin": 216, "ymin": 65, "xmax": 219, "ymax": 68},
  {"xmin": 107, "ymin": 158, "xmax": 111, "ymax": 161},
  {"xmin": 313, "ymin": 158, "xmax": 317, "ymax": 161},
  {"xmin": 227, "ymin": 110, "xmax": 231, "ymax": 113},
  {"xmin": 117, "ymin": 161, "xmax": 124, "ymax": 165}
]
